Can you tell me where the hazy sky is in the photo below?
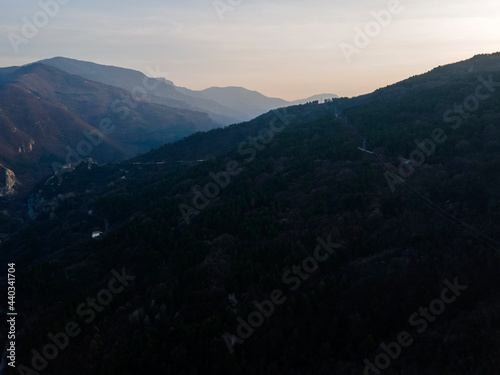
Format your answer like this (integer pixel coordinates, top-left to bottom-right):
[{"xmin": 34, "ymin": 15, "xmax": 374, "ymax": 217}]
[{"xmin": 1, "ymin": 0, "xmax": 499, "ymax": 101}]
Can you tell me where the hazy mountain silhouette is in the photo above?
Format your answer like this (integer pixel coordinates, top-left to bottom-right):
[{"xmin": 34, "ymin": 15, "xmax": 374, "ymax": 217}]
[
  {"xmin": 40, "ymin": 57, "xmax": 293, "ymax": 124},
  {"xmin": 289, "ymin": 93, "xmax": 339, "ymax": 105},
  {"xmin": 175, "ymin": 85, "xmax": 290, "ymax": 121},
  {"xmin": 40, "ymin": 57, "xmax": 338, "ymax": 124}
]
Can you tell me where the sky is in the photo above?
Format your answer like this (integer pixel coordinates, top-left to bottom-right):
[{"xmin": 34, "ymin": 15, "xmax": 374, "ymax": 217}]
[{"xmin": 1, "ymin": 0, "xmax": 499, "ymax": 101}]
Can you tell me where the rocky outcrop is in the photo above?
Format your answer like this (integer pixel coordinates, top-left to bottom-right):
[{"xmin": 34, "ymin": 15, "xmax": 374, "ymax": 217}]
[
  {"xmin": 18, "ymin": 139, "xmax": 35, "ymax": 153},
  {"xmin": 0, "ymin": 164, "xmax": 16, "ymax": 196}
]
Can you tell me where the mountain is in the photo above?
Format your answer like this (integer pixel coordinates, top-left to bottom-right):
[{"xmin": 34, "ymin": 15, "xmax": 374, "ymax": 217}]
[
  {"xmin": 2, "ymin": 53, "xmax": 500, "ymax": 375},
  {"xmin": 40, "ymin": 57, "xmax": 337, "ymax": 123},
  {"xmin": 0, "ymin": 57, "xmax": 339, "ymax": 199},
  {"xmin": 0, "ymin": 63, "xmax": 216, "ymax": 196},
  {"xmin": 175, "ymin": 85, "xmax": 290, "ymax": 121},
  {"xmin": 290, "ymin": 93, "xmax": 339, "ymax": 105},
  {"xmin": 40, "ymin": 57, "xmax": 289, "ymax": 124}
]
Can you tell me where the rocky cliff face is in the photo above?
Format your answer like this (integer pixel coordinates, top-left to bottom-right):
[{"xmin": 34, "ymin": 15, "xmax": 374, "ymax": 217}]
[
  {"xmin": 0, "ymin": 164, "xmax": 16, "ymax": 196},
  {"xmin": 18, "ymin": 139, "xmax": 35, "ymax": 153}
]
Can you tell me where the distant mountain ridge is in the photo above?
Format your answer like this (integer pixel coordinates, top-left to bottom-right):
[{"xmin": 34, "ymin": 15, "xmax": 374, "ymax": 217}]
[
  {"xmin": 290, "ymin": 93, "xmax": 339, "ymax": 105},
  {"xmin": 39, "ymin": 57, "xmax": 245, "ymax": 125},
  {"xmin": 39, "ymin": 57, "xmax": 338, "ymax": 123},
  {"xmin": 0, "ymin": 57, "xmax": 340, "ymax": 199},
  {"xmin": 175, "ymin": 85, "xmax": 290, "ymax": 121}
]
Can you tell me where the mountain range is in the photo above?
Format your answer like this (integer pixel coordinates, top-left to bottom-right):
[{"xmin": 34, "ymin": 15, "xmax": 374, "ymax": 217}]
[
  {"xmin": 40, "ymin": 57, "xmax": 338, "ymax": 123},
  {"xmin": 1, "ymin": 52, "xmax": 500, "ymax": 374},
  {"xmin": 0, "ymin": 57, "xmax": 337, "ymax": 198}
]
